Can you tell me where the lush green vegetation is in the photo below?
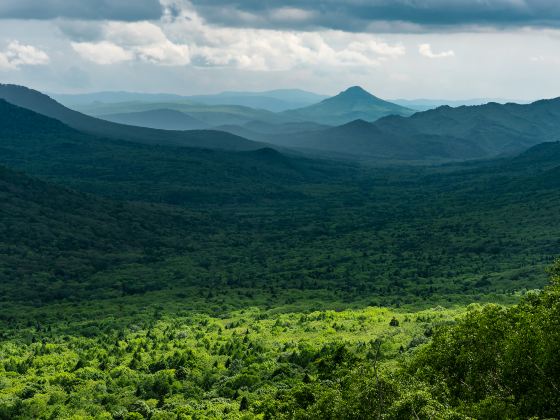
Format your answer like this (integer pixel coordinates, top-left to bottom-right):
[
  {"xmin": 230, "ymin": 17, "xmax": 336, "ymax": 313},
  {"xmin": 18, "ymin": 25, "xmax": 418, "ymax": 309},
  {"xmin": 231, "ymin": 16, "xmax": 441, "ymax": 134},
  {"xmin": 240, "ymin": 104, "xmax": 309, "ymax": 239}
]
[
  {"xmin": 1, "ymin": 94, "xmax": 560, "ymax": 418},
  {"xmin": 1, "ymin": 100, "xmax": 559, "ymax": 309},
  {"xmin": 1, "ymin": 264, "xmax": 559, "ymax": 419}
]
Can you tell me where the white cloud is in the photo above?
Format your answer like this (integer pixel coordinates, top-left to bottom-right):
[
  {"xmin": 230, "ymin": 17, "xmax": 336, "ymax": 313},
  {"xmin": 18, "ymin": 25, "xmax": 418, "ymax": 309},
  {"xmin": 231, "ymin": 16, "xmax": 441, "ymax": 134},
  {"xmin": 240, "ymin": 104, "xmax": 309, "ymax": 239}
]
[
  {"xmin": 419, "ymin": 43, "xmax": 455, "ymax": 58},
  {"xmin": 63, "ymin": 0, "xmax": 403, "ymax": 70},
  {"xmin": 159, "ymin": 1, "xmax": 405, "ymax": 70},
  {"xmin": 71, "ymin": 41, "xmax": 133, "ymax": 65},
  {"xmin": 0, "ymin": 41, "xmax": 49, "ymax": 69},
  {"xmin": 71, "ymin": 21, "xmax": 190, "ymax": 66}
]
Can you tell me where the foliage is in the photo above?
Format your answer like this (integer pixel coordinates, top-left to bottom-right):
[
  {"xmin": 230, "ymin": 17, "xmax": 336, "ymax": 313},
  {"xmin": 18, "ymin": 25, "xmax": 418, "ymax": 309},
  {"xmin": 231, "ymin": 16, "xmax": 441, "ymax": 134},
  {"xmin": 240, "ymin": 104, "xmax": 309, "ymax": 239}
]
[
  {"xmin": 1, "ymin": 94, "xmax": 560, "ymax": 418},
  {"xmin": 407, "ymin": 259, "xmax": 560, "ymax": 418}
]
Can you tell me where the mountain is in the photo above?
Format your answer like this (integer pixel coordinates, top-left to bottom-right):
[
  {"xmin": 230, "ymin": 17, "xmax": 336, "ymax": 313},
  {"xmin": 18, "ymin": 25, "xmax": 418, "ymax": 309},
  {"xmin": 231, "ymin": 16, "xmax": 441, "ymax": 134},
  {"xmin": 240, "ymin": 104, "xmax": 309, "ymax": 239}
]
[
  {"xmin": 0, "ymin": 99, "xmax": 351, "ymax": 205},
  {"xmin": 214, "ymin": 120, "xmax": 329, "ymax": 144},
  {"xmin": 282, "ymin": 86, "xmax": 415, "ymax": 125},
  {"xmin": 187, "ymin": 89, "xmax": 328, "ymax": 112},
  {"xmin": 99, "ymin": 109, "xmax": 209, "ymax": 130},
  {"xmin": 391, "ymin": 98, "xmax": 529, "ymax": 111},
  {"xmin": 265, "ymin": 98, "xmax": 560, "ymax": 161},
  {"xmin": 54, "ymin": 89, "xmax": 327, "ymax": 113},
  {"xmin": 70, "ymin": 100, "xmax": 295, "ymax": 127},
  {"xmin": 52, "ymin": 91, "xmax": 197, "ymax": 106},
  {"xmin": 0, "ymin": 84, "xmax": 264, "ymax": 151}
]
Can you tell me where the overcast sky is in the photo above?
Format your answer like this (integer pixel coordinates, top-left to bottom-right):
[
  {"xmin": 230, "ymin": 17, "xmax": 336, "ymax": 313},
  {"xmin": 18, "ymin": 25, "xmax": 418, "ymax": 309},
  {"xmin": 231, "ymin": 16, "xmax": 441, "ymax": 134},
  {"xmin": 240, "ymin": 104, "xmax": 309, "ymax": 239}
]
[{"xmin": 1, "ymin": 0, "xmax": 560, "ymax": 99}]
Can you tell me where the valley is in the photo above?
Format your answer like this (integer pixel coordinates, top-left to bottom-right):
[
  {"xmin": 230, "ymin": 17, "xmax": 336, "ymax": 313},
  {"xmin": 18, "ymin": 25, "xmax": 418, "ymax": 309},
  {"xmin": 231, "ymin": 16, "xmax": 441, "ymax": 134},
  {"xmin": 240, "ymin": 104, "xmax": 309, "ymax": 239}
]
[{"xmin": 0, "ymin": 84, "xmax": 559, "ymax": 419}]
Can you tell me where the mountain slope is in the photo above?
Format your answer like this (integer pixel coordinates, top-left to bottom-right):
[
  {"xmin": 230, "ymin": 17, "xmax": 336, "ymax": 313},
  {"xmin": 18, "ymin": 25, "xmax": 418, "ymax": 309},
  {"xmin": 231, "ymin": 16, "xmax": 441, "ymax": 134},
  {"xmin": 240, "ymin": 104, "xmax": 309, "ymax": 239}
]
[
  {"xmin": 0, "ymin": 164, "xmax": 202, "ymax": 303},
  {"xmin": 282, "ymin": 86, "xmax": 414, "ymax": 125},
  {"xmin": 0, "ymin": 84, "xmax": 264, "ymax": 151},
  {"xmin": 187, "ymin": 89, "xmax": 327, "ymax": 112},
  {"xmin": 0, "ymin": 99, "xmax": 353, "ymax": 205},
  {"xmin": 269, "ymin": 98, "xmax": 560, "ymax": 161},
  {"xmin": 99, "ymin": 108, "xmax": 209, "ymax": 130},
  {"xmin": 54, "ymin": 89, "xmax": 327, "ymax": 112},
  {"xmin": 72, "ymin": 100, "xmax": 296, "ymax": 127},
  {"xmin": 391, "ymin": 98, "xmax": 526, "ymax": 111}
]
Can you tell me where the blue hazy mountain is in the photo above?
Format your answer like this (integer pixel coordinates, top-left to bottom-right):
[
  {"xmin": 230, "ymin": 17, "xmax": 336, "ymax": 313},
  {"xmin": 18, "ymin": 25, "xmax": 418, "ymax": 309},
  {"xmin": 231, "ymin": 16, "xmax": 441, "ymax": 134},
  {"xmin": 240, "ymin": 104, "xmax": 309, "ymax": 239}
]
[
  {"xmin": 54, "ymin": 89, "xmax": 327, "ymax": 112},
  {"xmin": 281, "ymin": 86, "xmax": 415, "ymax": 125},
  {"xmin": 0, "ymin": 84, "xmax": 264, "ymax": 151}
]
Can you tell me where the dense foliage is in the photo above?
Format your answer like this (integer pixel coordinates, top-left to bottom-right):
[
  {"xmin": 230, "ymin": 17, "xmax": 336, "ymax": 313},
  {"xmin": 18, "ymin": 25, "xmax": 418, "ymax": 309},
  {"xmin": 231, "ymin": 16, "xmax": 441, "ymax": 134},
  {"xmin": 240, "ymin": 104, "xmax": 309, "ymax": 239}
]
[
  {"xmin": 1, "ymin": 100, "xmax": 559, "ymax": 311},
  {"xmin": 1, "ymin": 264, "xmax": 559, "ymax": 419},
  {"xmin": 2, "ymin": 95, "xmax": 560, "ymax": 418}
]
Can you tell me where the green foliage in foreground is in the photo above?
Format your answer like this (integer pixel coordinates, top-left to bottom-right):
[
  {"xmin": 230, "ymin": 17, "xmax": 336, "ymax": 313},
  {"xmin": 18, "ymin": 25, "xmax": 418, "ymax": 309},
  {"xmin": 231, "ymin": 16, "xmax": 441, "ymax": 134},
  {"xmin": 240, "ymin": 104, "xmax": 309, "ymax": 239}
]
[
  {"xmin": 0, "ymin": 305, "xmax": 457, "ymax": 419},
  {"xmin": 408, "ymin": 261, "xmax": 560, "ymax": 419},
  {"xmin": 1, "ymin": 262, "xmax": 559, "ymax": 419}
]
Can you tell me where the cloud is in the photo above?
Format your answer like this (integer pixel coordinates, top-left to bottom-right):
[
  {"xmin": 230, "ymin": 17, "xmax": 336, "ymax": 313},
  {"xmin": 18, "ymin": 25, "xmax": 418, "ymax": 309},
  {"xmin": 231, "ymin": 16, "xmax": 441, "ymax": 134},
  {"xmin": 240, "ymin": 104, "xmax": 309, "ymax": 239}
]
[
  {"xmin": 419, "ymin": 43, "xmax": 454, "ymax": 58},
  {"xmin": 0, "ymin": 41, "xmax": 49, "ymax": 69},
  {"xmin": 0, "ymin": 0, "xmax": 162, "ymax": 21},
  {"xmin": 186, "ymin": 30, "xmax": 403, "ymax": 70},
  {"xmin": 71, "ymin": 41, "xmax": 133, "ymax": 65},
  {"xmin": 71, "ymin": 22, "xmax": 190, "ymax": 66},
  {"xmin": 158, "ymin": 1, "xmax": 405, "ymax": 70},
  {"xmin": 62, "ymin": 3, "xmax": 403, "ymax": 70},
  {"xmin": 183, "ymin": 0, "xmax": 560, "ymax": 32}
]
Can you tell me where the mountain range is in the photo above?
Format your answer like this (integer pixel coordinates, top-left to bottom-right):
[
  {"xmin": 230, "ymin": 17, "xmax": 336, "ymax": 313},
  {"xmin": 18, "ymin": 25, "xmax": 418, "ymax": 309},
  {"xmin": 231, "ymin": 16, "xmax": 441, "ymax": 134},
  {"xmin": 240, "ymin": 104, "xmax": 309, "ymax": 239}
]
[
  {"xmin": 4, "ymin": 83, "xmax": 560, "ymax": 163},
  {"xmin": 54, "ymin": 89, "xmax": 327, "ymax": 112},
  {"xmin": 57, "ymin": 86, "xmax": 414, "ymax": 128},
  {"xmin": 248, "ymin": 99, "xmax": 560, "ymax": 161},
  {"xmin": 391, "ymin": 98, "xmax": 531, "ymax": 111},
  {"xmin": 0, "ymin": 84, "xmax": 263, "ymax": 151},
  {"xmin": 0, "ymin": 98, "xmax": 350, "ymax": 205}
]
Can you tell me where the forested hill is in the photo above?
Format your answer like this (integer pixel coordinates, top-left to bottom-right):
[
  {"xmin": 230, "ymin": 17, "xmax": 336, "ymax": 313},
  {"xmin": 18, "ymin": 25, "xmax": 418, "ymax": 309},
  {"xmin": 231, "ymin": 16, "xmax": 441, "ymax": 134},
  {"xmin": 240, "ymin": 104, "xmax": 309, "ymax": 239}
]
[
  {"xmin": 0, "ymin": 85, "xmax": 264, "ymax": 151},
  {"xmin": 265, "ymin": 97, "xmax": 560, "ymax": 161},
  {"xmin": 0, "ymin": 164, "xmax": 205, "ymax": 303},
  {"xmin": 0, "ymin": 99, "xmax": 355, "ymax": 205},
  {"xmin": 2, "ymin": 86, "xmax": 560, "ymax": 419},
  {"xmin": 1, "ymin": 94, "xmax": 559, "ymax": 312}
]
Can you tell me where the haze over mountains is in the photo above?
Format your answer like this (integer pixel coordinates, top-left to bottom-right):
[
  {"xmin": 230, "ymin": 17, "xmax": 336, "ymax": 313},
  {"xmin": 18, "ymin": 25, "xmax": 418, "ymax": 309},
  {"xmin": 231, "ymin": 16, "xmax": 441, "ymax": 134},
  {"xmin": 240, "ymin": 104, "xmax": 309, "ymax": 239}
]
[
  {"xmin": 265, "ymin": 99, "xmax": 560, "ymax": 160},
  {"xmin": 3, "ymin": 82, "xmax": 560, "ymax": 420},
  {"xmin": 59, "ymin": 86, "xmax": 414, "ymax": 129},
  {"xmin": 282, "ymin": 86, "xmax": 414, "ymax": 125},
  {"xmin": 0, "ymin": 84, "xmax": 264, "ymax": 151},
  {"xmin": 391, "ymin": 98, "xmax": 531, "ymax": 111},
  {"xmin": 3, "ymin": 83, "xmax": 560, "ymax": 163},
  {"xmin": 54, "ymin": 89, "xmax": 328, "ymax": 112}
]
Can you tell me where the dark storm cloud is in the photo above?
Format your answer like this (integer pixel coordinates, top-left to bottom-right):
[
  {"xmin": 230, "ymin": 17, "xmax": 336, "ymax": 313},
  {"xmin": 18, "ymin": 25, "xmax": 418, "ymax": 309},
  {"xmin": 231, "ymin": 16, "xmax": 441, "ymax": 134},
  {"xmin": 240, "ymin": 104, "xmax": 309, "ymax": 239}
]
[
  {"xmin": 0, "ymin": 0, "xmax": 162, "ymax": 21},
  {"xmin": 188, "ymin": 0, "xmax": 560, "ymax": 32}
]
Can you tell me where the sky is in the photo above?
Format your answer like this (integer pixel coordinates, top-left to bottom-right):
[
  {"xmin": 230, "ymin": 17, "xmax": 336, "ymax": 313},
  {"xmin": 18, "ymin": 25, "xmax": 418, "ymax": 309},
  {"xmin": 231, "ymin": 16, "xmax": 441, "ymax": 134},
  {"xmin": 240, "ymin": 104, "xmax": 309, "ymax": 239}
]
[{"xmin": 1, "ymin": 0, "xmax": 560, "ymax": 100}]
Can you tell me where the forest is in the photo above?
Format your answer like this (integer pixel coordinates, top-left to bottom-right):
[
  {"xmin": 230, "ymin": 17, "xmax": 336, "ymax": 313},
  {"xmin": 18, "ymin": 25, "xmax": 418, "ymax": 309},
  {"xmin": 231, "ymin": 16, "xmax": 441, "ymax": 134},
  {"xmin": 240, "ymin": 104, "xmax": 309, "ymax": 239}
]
[{"xmin": 1, "ymin": 95, "xmax": 560, "ymax": 419}]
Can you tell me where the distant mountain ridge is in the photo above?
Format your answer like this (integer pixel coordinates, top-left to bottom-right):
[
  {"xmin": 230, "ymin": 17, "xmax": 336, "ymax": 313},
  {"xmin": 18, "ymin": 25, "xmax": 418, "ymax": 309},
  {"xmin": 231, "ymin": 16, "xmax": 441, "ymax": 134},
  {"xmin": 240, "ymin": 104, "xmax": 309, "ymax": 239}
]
[
  {"xmin": 0, "ymin": 84, "xmax": 264, "ymax": 151},
  {"xmin": 0, "ymin": 98, "xmax": 352, "ymax": 206},
  {"xmin": 54, "ymin": 89, "xmax": 327, "ymax": 112},
  {"xmin": 61, "ymin": 86, "xmax": 412, "ymax": 128},
  {"xmin": 282, "ymin": 86, "xmax": 415, "ymax": 125},
  {"xmin": 263, "ymin": 98, "xmax": 560, "ymax": 161},
  {"xmin": 391, "ymin": 98, "xmax": 530, "ymax": 111},
  {"xmin": 99, "ymin": 109, "xmax": 209, "ymax": 130}
]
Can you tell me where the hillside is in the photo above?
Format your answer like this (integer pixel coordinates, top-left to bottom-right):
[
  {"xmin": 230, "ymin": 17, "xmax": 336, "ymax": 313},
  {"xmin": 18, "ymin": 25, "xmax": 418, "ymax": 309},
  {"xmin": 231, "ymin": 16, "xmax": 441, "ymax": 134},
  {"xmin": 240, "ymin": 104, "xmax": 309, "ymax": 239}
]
[
  {"xmin": 0, "ymin": 85, "xmax": 263, "ymax": 151},
  {"xmin": 0, "ymin": 164, "xmax": 201, "ymax": 303},
  {"xmin": 282, "ymin": 86, "xmax": 414, "ymax": 125},
  {"xmin": 3, "ymin": 94, "xmax": 560, "ymax": 419},
  {"xmin": 99, "ymin": 108, "xmax": 209, "ymax": 130},
  {"xmin": 54, "ymin": 89, "xmax": 327, "ymax": 112},
  {"xmin": 2, "ymin": 98, "xmax": 559, "ymax": 303},
  {"xmin": 269, "ymin": 98, "xmax": 560, "ymax": 161},
  {"xmin": 187, "ymin": 89, "xmax": 327, "ymax": 111},
  {"xmin": 0, "ymin": 99, "xmax": 353, "ymax": 205}
]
